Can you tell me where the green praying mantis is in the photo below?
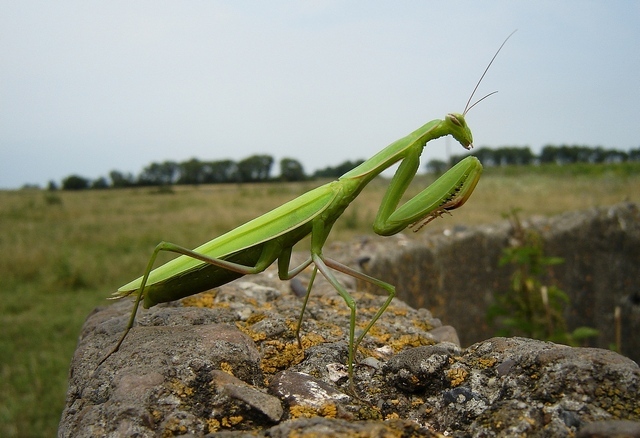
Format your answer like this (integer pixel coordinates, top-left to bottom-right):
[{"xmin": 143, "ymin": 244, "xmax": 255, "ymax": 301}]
[{"xmin": 99, "ymin": 32, "xmax": 515, "ymax": 385}]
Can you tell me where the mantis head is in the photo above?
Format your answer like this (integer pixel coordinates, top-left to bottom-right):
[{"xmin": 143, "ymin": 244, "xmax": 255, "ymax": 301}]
[{"xmin": 446, "ymin": 112, "xmax": 474, "ymax": 150}]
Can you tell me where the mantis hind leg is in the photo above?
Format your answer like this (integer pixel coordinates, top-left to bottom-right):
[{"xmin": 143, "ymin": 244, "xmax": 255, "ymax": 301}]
[
  {"xmin": 309, "ymin": 253, "xmax": 397, "ymax": 395},
  {"xmin": 322, "ymin": 258, "xmax": 396, "ymax": 353},
  {"xmin": 311, "ymin": 254, "xmax": 358, "ymax": 379},
  {"xmin": 295, "ymin": 267, "xmax": 318, "ymax": 348},
  {"xmin": 98, "ymin": 240, "xmax": 281, "ymax": 368},
  {"xmin": 98, "ymin": 242, "xmax": 168, "ymax": 368}
]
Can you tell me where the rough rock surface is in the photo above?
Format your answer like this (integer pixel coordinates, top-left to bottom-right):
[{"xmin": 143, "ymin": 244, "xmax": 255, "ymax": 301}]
[
  {"xmin": 359, "ymin": 202, "xmax": 640, "ymax": 362},
  {"xmin": 60, "ymin": 256, "xmax": 640, "ymax": 436}
]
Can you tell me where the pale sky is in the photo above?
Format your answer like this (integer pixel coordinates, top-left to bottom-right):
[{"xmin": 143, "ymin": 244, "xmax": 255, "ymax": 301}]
[{"xmin": 1, "ymin": 1, "xmax": 639, "ymax": 189}]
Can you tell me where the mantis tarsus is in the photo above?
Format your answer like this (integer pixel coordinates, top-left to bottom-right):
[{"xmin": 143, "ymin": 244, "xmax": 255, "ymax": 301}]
[{"xmin": 99, "ymin": 32, "xmax": 514, "ymax": 387}]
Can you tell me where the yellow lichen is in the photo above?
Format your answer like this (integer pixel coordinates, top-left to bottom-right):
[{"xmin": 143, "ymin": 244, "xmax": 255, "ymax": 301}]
[
  {"xmin": 388, "ymin": 334, "xmax": 434, "ymax": 351},
  {"xmin": 389, "ymin": 306, "xmax": 408, "ymax": 317},
  {"xmin": 268, "ymin": 320, "xmax": 327, "ymax": 348},
  {"xmin": 221, "ymin": 416, "xmax": 243, "ymax": 427},
  {"xmin": 326, "ymin": 324, "xmax": 344, "ymax": 338},
  {"xmin": 289, "ymin": 405, "xmax": 318, "ymax": 419},
  {"xmin": 219, "ymin": 361, "xmax": 234, "ymax": 376},
  {"xmin": 356, "ymin": 345, "xmax": 375, "ymax": 359},
  {"xmin": 285, "ymin": 319, "xmax": 299, "ymax": 333},
  {"xmin": 385, "ymin": 412, "xmax": 400, "ymax": 420},
  {"xmin": 168, "ymin": 378, "xmax": 194, "ymax": 398},
  {"xmin": 358, "ymin": 404, "xmax": 383, "ymax": 420},
  {"xmin": 319, "ymin": 295, "xmax": 345, "ymax": 310},
  {"xmin": 367, "ymin": 325, "xmax": 392, "ymax": 344},
  {"xmin": 260, "ymin": 340, "xmax": 305, "ymax": 373},
  {"xmin": 411, "ymin": 319, "xmax": 433, "ymax": 332},
  {"xmin": 411, "ymin": 397, "xmax": 424, "ymax": 407},
  {"xmin": 477, "ymin": 357, "xmax": 497, "ymax": 369},
  {"xmin": 447, "ymin": 367, "xmax": 469, "ymax": 387},
  {"xmin": 161, "ymin": 417, "xmax": 187, "ymax": 438},
  {"xmin": 288, "ymin": 403, "xmax": 338, "ymax": 419},
  {"xmin": 319, "ymin": 403, "xmax": 337, "ymax": 418},
  {"xmin": 206, "ymin": 418, "xmax": 221, "ymax": 433},
  {"xmin": 235, "ymin": 321, "xmax": 267, "ymax": 342},
  {"xmin": 301, "ymin": 332, "xmax": 326, "ymax": 348},
  {"xmin": 245, "ymin": 312, "xmax": 267, "ymax": 325},
  {"xmin": 181, "ymin": 291, "xmax": 218, "ymax": 308}
]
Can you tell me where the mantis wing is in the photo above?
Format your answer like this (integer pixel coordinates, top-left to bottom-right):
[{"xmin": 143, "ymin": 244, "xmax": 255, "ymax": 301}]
[{"xmin": 118, "ymin": 182, "xmax": 340, "ymax": 293}]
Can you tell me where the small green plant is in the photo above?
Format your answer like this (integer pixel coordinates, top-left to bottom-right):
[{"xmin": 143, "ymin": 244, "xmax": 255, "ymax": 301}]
[{"xmin": 488, "ymin": 208, "xmax": 599, "ymax": 346}]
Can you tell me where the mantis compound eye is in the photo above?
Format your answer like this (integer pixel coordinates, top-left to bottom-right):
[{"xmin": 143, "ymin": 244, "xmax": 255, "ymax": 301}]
[{"xmin": 447, "ymin": 113, "xmax": 463, "ymax": 127}]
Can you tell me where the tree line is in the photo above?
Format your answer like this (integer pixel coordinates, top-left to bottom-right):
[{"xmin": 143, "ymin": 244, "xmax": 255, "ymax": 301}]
[
  {"xmin": 53, "ymin": 144, "xmax": 639, "ymax": 190},
  {"xmin": 427, "ymin": 144, "xmax": 640, "ymax": 174},
  {"xmin": 53, "ymin": 154, "xmax": 365, "ymax": 191}
]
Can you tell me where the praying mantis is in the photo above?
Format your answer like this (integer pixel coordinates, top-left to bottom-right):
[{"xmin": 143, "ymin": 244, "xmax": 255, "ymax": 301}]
[{"xmin": 99, "ymin": 32, "xmax": 515, "ymax": 385}]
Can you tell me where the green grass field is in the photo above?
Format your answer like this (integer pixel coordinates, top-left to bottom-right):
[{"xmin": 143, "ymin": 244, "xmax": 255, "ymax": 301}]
[{"xmin": 2, "ymin": 163, "xmax": 639, "ymax": 436}]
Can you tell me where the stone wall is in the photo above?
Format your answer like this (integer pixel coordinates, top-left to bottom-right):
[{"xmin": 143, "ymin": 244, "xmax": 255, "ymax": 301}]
[
  {"xmin": 60, "ymin": 273, "xmax": 640, "ymax": 437},
  {"xmin": 359, "ymin": 202, "xmax": 640, "ymax": 362}
]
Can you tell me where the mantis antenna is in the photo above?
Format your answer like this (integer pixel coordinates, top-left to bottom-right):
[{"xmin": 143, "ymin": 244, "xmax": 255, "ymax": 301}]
[{"xmin": 463, "ymin": 30, "xmax": 517, "ymax": 115}]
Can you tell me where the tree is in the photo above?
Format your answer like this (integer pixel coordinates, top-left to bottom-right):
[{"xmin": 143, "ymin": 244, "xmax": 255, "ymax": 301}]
[
  {"xmin": 280, "ymin": 158, "xmax": 305, "ymax": 181},
  {"xmin": 471, "ymin": 147, "xmax": 496, "ymax": 166},
  {"xmin": 453, "ymin": 146, "xmax": 534, "ymax": 167},
  {"xmin": 109, "ymin": 170, "xmax": 136, "ymax": 188},
  {"xmin": 602, "ymin": 149, "xmax": 628, "ymax": 163},
  {"xmin": 494, "ymin": 147, "xmax": 534, "ymax": 165},
  {"xmin": 62, "ymin": 175, "xmax": 90, "ymax": 190},
  {"xmin": 425, "ymin": 159, "xmax": 448, "ymax": 175},
  {"xmin": 138, "ymin": 161, "xmax": 179, "ymax": 186},
  {"xmin": 91, "ymin": 177, "xmax": 109, "ymax": 189},
  {"xmin": 313, "ymin": 159, "xmax": 365, "ymax": 178},
  {"xmin": 178, "ymin": 158, "xmax": 206, "ymax": 185},
  {"xmin": 207, "ymin": 160, "xmax": 239, "ymax": 183},
  {"xmin": 539, "ymin": 145, "xmax": 558, "ymax": 164},
  {"xmin": 237, "ymin": 155, "xmax": 274, "ymax": 182}
]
